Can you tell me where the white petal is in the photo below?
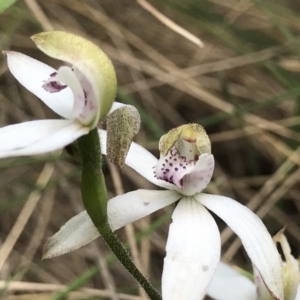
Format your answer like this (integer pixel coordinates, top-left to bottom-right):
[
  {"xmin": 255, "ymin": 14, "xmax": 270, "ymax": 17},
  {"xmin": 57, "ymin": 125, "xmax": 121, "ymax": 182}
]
[
  {"xmin": 5, "ymin": 51, "xmax": 73, "ymax": 119},
  {"xmin": 162, "ymin": 198, "xmax": 221, "ymax": 300},
  {"xmin": 295, "ymin": 285, "xmax": 300, "ymax": 300},
  {"xmin": 206, "ymin": 261, "xmax": 256, "ymax": 300},
  {"xmin": 99, "ymin": 129, "xmax": 177, "ymax": 190},
  {"xmin": 197, "ymin": 194, "xmax": 284, "ymax": 300},
  {"xmin": 0, "ymin": 120, "xmax": 88, "ymax": 158},
  {"xmin": 108, "ymin": 189, "xmax": 180, "ymax": 230},
  {"xmin": 44, "ymin": 189, "xmax": 180, "ymax": 258},
  {"xmin": 43, "ymin": 210, "xmax": 99, "ymax": 259},
  {"xmin": 253, "ymin": 267, "xmax": 278, "ymax": 300}
]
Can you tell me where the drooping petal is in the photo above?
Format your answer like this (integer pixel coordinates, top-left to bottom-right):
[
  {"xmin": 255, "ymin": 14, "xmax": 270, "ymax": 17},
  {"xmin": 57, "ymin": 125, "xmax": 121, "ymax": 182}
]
[
  {"xmin": 43, "ymin": 189, "xmax": 180, "ymax": 258},
  {"xmin": 4, "ymin": 51, "xmax": 73, "ymax": 119},
  {"xmin": 253, "ymin": 267, "xmax": 279, "ymax": 300},
  {"xmin": 196, "ymin": 193, "xmax": 284, "ymax": 300},
  {"xmin": 0, "ymin": 119, "xmax": 88, "ymax": 158},
  {"xmin": 162, "ymin": 198, "xmax": 221, "ymax": 300},
  {"xmin": 254, "ymin": 229, "xmax": 300, "ymax": 300},
  {"xmin": 206, "ymin": 261, "xmax": 256, "ymax": 300},
  {"xmin": 99, "ymin": 129, "xmax": 177, "ymax": 190},
  {"xmin": 32, "ymin": 31, "xmax": 117, "ymax": 127},
  {"xmin": 43, "ymin": 210, "xmax": 98, "ymax": 259}
]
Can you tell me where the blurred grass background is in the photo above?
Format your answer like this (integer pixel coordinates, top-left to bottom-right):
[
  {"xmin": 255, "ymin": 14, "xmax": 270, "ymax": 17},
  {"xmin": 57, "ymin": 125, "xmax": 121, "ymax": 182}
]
[{"xmin": 1, "ymin": 0, "xmax": 300, "ymax": 299}]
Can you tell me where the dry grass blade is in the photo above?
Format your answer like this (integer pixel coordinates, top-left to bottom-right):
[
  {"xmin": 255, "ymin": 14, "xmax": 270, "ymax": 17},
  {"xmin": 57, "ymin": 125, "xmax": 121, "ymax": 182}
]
[
  {"xmin": 136, "ymin": 0, "xmax": 204, "ymax": 47},
  {"xmin": 24, "ymin": 0, "xmax": 54, "ymax": 31},
  {"xmin": 0, "ymin": 163, "xmax": 55, "ymax": 271},
  {"xmin": 0, "ymin": 280, "xmax": 144, "ymax": 300}
]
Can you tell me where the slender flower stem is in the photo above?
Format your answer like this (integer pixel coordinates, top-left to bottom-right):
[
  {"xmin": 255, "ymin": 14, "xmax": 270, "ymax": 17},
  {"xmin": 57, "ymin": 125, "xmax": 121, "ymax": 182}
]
[{"xmin": 78, "ymin": 128, "xmax": 162, "ymax": 300}]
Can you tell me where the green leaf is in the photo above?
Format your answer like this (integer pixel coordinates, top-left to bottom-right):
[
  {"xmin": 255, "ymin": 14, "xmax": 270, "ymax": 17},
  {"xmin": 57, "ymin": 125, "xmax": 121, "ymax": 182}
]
[{"xmin": 0, "ymin": 0, "xmax": 17, "ymax": 13}]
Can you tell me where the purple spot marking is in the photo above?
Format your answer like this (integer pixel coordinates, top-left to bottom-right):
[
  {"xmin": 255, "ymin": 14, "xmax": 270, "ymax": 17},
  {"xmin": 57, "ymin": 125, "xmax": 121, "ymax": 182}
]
[{"xmin": 43, "ymin": 81, "xmax": 67, "ymax": 93}]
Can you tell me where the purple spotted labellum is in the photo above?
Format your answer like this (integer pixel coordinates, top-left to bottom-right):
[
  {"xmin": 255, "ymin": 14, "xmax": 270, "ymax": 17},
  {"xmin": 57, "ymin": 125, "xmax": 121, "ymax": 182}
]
[{"xmin": 155, "ymin": 124, "xmax": 213, "ymax": 196}]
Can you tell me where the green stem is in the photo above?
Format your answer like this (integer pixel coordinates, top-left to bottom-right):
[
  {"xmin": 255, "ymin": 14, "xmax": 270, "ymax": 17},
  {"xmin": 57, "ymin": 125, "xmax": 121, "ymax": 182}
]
[{"xmin": 78, "ymin": 129, "xmax": 161, "ymax": 300}]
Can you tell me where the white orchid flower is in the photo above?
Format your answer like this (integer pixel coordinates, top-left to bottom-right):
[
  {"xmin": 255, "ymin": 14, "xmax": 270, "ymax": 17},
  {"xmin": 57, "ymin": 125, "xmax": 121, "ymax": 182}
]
[
  {"xmin": 44, "ymin": 124, "xmax": 284, "ymax": 300},
  {"xmin": 1, "ymin": 31, "xmax": 116, "ymax": 158},
  {"xmin": 207, "ymin": 231, "xmax": 300, "ymax": 300}
]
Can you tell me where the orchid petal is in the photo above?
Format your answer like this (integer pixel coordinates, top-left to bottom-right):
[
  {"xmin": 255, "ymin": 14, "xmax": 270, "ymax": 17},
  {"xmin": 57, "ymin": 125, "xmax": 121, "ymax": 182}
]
[
  {"xmin": 0, "ymin": 119, "xmax": 88, "ymax": 159},
  {"xmin": 43, "ymin": 210, "xmax": 98, "ymax": 259},
  {"xmin": 296, "ymin": 286, "xmax": 300, "ymax": 300},
  {"xmin": 108, "ymin": 189, "xmax": 179, "ymax": 230},
  {"xmin": 32, "ymin": 31, "xmax": 117, "ymax": 126},
  {"xmin": 162, "ymin": 198, "xmax": 220, "ymax": 300},
  {"xmin": 99, "ymin": 129, "xmax": 177, "ymax": 190},
  {"xmin": 5, "ymin": 51, "xmax": 73, "ymax": 119},
  {"xmin": 196, "ymin": 194, "xmax": 284, "ymax": 300},
  {"xmin": 44, "ymin": 189, "xmax": 180, "ymax": 258},
  {"xmin": 253, "ymin": 267, "xmax": 279, "ymax": 300},
  {"xmin": 206, "ymin": 261, "xmax": 256, "ymax": 300}
]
